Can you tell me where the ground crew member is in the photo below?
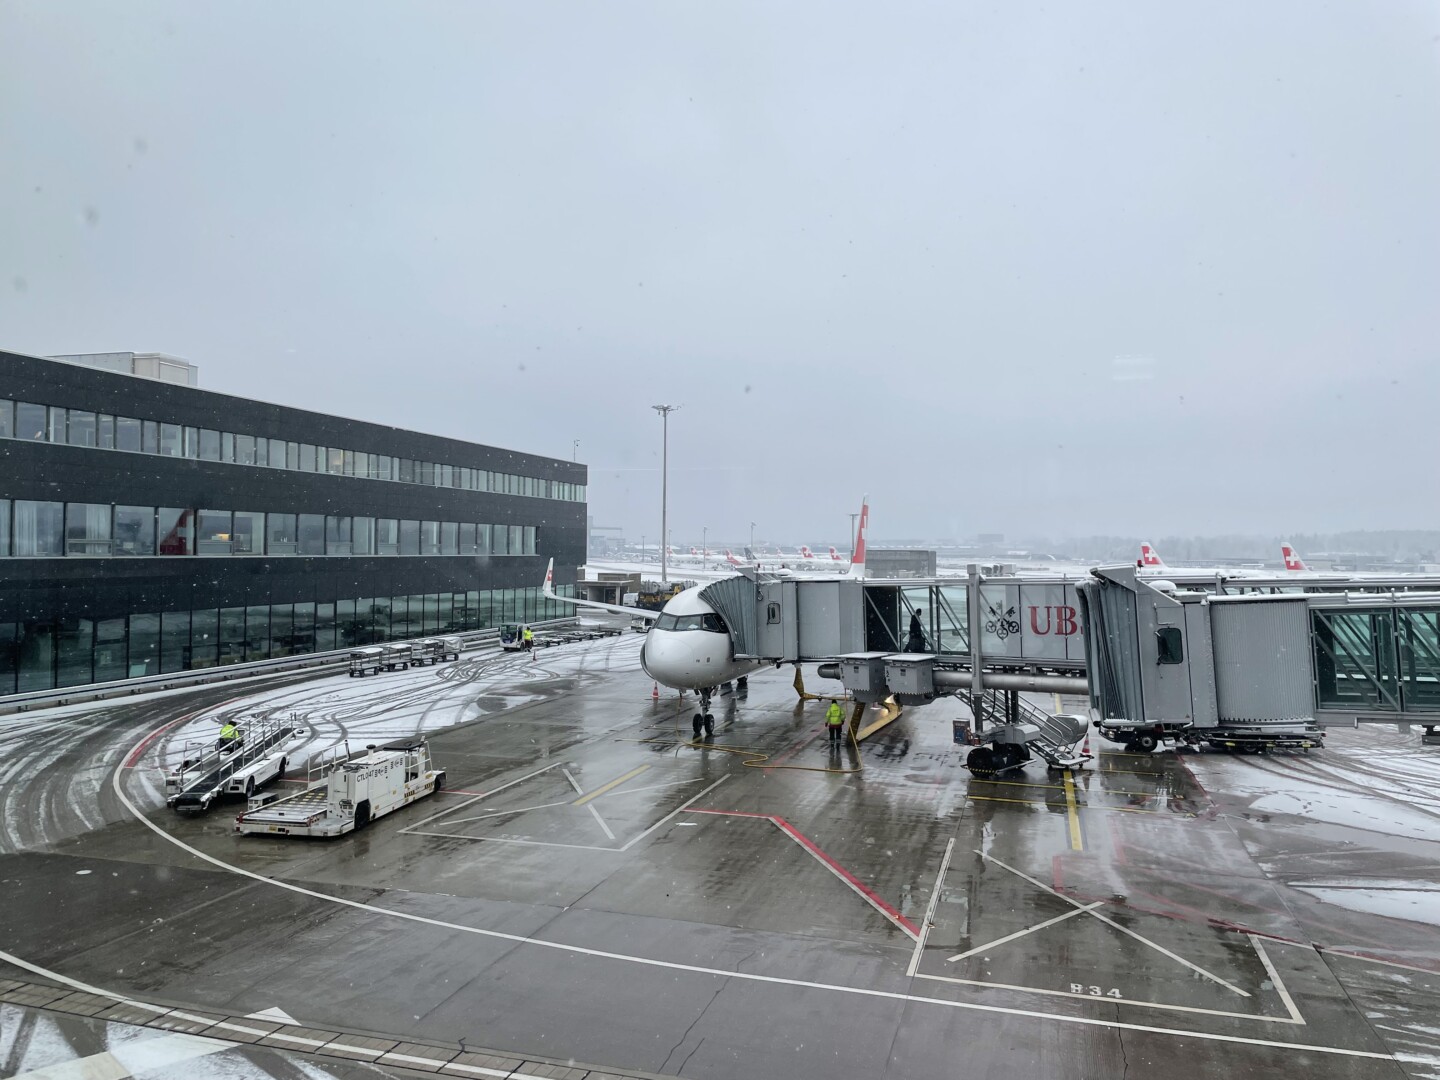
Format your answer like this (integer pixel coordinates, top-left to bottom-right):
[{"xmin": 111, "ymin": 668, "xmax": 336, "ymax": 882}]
[
  {"xmin": 522, "ymin": 626, "xmax": 534, "ymax": 651},
  {"xmin": 825, "ymin": 699, "xmax": 846, "ymax": 745},
  {"xmin": 216, "ymin": 721, "xmax": 240, "ymax": 751},
  {"xmin": 906, "ymin": 607, "xmax": 926, "ymax": 652}
]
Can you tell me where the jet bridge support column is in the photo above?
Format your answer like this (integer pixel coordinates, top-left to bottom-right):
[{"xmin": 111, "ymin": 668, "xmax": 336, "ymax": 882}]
[{"xmin": 968, "ymin": 563, "xmax": 986, "ymax": 731}]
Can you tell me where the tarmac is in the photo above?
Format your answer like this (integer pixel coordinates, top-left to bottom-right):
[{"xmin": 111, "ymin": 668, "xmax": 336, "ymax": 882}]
[{"xmin": 2, "ymin": 632, "xmax": 1439, "ymax": 1079}]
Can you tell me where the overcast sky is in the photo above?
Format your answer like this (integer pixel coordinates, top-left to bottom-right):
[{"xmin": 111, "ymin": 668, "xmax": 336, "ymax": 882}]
[{"xmin": 3, "ymin": 2, "xmax": 1437, "ymax": 546}]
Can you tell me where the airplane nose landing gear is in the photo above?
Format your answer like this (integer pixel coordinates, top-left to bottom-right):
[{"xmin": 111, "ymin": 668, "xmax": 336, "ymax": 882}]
[{"xmin": 692, "ymin": 687, "xmax": 716, "ymax": 738}]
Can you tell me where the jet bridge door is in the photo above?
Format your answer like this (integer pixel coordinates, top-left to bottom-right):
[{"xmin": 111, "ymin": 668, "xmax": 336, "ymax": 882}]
[
  {"xmin": 796, "ymin": 580, "xmax": 865, "ymax": 659},
  {"xmin": 754, "ymin": 580, "xmax": 798, "ymax": 662}
]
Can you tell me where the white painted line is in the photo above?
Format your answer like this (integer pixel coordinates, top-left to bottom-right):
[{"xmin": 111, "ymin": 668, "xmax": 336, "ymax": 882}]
[
  {"xmin": 907, "ymin": 838, "xmax": 954, "ymax": 977},
  {"xmin": 383, "ymin": 1051, "xmax": 454, "ymax": 1068},
  {"xmin": 440, "ymin": 1062, "xmax": 513, "ymax": 1078},
  {"xmin": 324, "ymin": 1042, "xmax": 384, "ymax": 1057},
  {"xmin": 978, "ymin": 851, "xmax": 1251, "ymax": 998},
  {"xmin": 585, "ymin": 802, "xmax": 616, "ymax": 841},
  {"xmin": 561, "ymin": 767, "xmax": 586, "ymax": 795},
  {"xmin": 619, "ymin": 776, "xmax": 729, "ymax": 852},
  {"xmin": 439, "ymin": 798, "xmax": 577, "ymax": 826},
  {"xmin": 402, "ymin": 830, "xmax": 621, "ymax": 851},
  {"xmin": 399, "ymin": 761, "xmax": 567, "ymax": 834},
  {"xmin": 1250, "ymin": 936, "xmax": 1303, "ymax": 1024},
  {"xmin": 911, "ymin": 971, "xmax": 1302, "ymax": 1024},
  {"xmin": 946, "ymin": 903, "xmax": 1104, "ymax": 962},
  {"xmin": 262, "ymin": 1032, "xmax": 328, "ymax": 1048},
  {"xmin": 11, "ymin": 1031, "xmax": 233, "ymax": 1080},
  {"xmin": 103, "ymin": 764, "xmax": 1402, "ymax": 1062},
  {"xmin": 1309, "ymin": 945, "xmax": 1440, "ymax": 977},
  {"xmin": 590, "ymin": 777, "xmax": 705, "ymax": 799}
]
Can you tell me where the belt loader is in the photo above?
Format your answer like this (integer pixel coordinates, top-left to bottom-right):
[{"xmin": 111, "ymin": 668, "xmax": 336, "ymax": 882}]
[{"xmin": 235, "ymin": 739, "xmax": 444, "ymax": 838}]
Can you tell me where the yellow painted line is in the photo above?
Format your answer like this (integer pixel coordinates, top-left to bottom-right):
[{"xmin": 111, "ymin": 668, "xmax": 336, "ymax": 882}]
[
  {"xmin": 964, "ymin": 794, "xmax": 1189, "ymax": 817},
  {"xmin": 970, "ymin": 777, "xmax": 1160, "ymax": 799},
  {"xmin": 1063, "ymin": 769, "xmax": 1083, "ymax": 851},
  {"xmin": 573, "ymin": 764, "xmax": 650, "ymax": 806}
]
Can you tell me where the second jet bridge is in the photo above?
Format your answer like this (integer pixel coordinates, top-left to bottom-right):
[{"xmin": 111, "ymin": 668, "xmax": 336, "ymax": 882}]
[{"xmin": 699, "ymin": 570, "xmax": 1087, "ymax": 674}]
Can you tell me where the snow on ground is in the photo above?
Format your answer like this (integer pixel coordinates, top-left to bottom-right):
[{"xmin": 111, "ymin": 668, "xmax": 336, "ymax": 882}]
[
  {"xmin": 155, "ymin": 634, "xmax": 645, "ymax": 775},
  {"xmin": 1288, "ymin": 881, "xmax": 1440, "ymax": 927}
]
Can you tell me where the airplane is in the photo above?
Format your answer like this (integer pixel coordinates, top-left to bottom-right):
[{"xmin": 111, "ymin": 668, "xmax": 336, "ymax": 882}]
[
  {"xmin": 543, "ymin": 496, "xmax": 870, "ymax": 738},
  {"xmin": 827, "ymin": 547, "xmax": 847, "ymax": 562},
  {"xmin": 1281, "ymin": 542, "xmax": 1308, "ymax": 572}
]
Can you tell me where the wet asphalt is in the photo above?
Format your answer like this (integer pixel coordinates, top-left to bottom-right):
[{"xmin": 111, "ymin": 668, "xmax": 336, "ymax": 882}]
[{"xmin": 1, "ymin": 634, "xmax": 1438, "ymax": 1079}]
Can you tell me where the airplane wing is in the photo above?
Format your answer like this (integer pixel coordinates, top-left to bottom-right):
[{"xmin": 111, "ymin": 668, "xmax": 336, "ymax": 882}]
[{"xmin": 542, "ymin": 559, "xmax": 662, "ymax": 621}]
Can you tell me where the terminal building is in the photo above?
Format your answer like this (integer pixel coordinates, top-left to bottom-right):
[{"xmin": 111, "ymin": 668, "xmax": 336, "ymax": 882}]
[{"xmin": 0, "ymin": 350, "xmax": 586, "ymax": 695}]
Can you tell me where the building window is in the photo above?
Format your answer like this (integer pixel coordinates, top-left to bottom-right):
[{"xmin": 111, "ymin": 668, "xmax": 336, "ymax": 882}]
[
  {"xmin": 161, "ymin": 610, "xmax": 191, "ymax": 673},
  {"xmin": 523, "ymin": 525, "xmax": 537, "ymax": 555},
  {"xmin": 269, "ymin": 439, "xmax": 287, "ymax": 469},
  {"xmin": 353, "ymin": 516, "xmax": 374, "ymax": 555},
  {"xmin": 13, "ymin": 501, "xmax": 64, "ymax": 556},
  {"xmin": 183, "ymin": 426, "xmax": 199, "ymax": 458},
  {"xmin": 157, "ymin": 423, "xmax": 182, "ymax": 457},
  {"xmin": 94, "ymin": 617, "xmax": 127, "ymax": 682},
  {"xmin": 65, "ymin": 503, "xmax": 112, "ymax": 555},
  {"xmin": 420, "ymin": 520, "xmax": 440, "ymax": 555},
  {"xmin": 266, "ymin": 513, "xmax": 298, "ymax": 554},
  {"xmin": 298, "ymin": 514, "xmax": 325, "ymax": 555},
  {"xmin": 441, "ymin": 521, "xmax": 458, "ymax": 555},
  {"xmin": 129, "ymin": 613, "xmax": 159, "ymax": 677},
  {"xmin": 157, "ymin": 507, "xmax": 194, "ymax": 555},
  {"xmin": 199, "ymin": 429, "xmax": 221, "ymax": 460},
  {"xmin": 508, "ymin": 525, "xmax": 523, "ymax": 555},
  {"xmin": 376, "ymin": 518, "xmax": 399, "ymax": 555},
  {"xmin": 459, "ymin": 522, "xmax": 477, "ymax": 555},
  {"xmin": 378, "ymin": 455, "xmax": 393, "ymax": 481},
  {"xmin": 190, "ymin": 609, "xmax": 218, "ymax": 669},
  {"xmin": 196, "ymin": 509, "xmax": 234, "ymax": 554},
  {"xmin": 399, "ymin": 519, "xmax": 420, "ymax": 556},
  {"xmin": 67, "ymin": 410, "xmax": 97, "ymax": 447},
  {"xmin": 235, "ymin": 434, "xmax": 256, "ymax": 466},
  {"xmin": 478, "ymin": 523, "xmax": 492, "ymax": 555},
  {"xmin": 232, "ymin": 510, "xmax": 263, "ymax": 554},
  {"xmin": 299, "ymin": 443, "xmax": 316, "ymax": 472},
  {"xmin": 141, "ymin": 420, "xmax": 160, "ymax": 454},
  {"xmin": 16, "ymin": 402, "xmax": 48, "ymax": 441},
  {"xmin": 326, "ymin": 448, "xmax": 344, "ymax": 475},
  {"xmin": 114, "ymin": 506, "xmax": 155, "ymax": 556},
  {"xmin": 221, "ymin": 431, "xmax": 235, "ymax": 462},
  {"xmin": 0, "ymin": 500, "xmax": 8, "ymax": 556},
  {"xmin": 0, "ymin": 398, "xmax": 12, "ymax": 438},
  {"xmin": 326, "ymin": 515, "xmax": 353, "ymax": 555},
  {"xmin": 254, "ymin": 438, "xmax": 268, "ymax": 467},
  {"xmin": 492, "ymin": 523, "xmax": 508, "ymax": 555}
]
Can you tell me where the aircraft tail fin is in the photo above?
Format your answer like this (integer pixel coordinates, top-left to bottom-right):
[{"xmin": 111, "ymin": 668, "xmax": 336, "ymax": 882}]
[
  {"xmin": 847, "ymin": 496, "xmax": 869, "ymax": 579},
  {"xmin": 1139, "ymin": 541, "xmax": 1166, "ymax": 569},
  {"xmin": 1281, "ymin": 542, "xmax": 1309, "ymax": 572}
]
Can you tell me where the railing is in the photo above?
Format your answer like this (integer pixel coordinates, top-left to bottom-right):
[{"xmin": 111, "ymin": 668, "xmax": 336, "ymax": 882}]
[{"xmin": 0, "ymin": 617, "xmax": 579, "ymax": 717}]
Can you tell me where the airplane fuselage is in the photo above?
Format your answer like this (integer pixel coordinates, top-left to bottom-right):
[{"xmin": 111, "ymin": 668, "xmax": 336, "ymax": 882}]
[{"xmin": 639, "ymin": 585, "xmax": 763, "ymax": 691}]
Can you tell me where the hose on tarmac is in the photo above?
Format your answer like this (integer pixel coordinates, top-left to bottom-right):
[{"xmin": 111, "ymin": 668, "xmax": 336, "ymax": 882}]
[{"xmin": 672, "ymin": 695, "xmax": 865, "ymax": 775}]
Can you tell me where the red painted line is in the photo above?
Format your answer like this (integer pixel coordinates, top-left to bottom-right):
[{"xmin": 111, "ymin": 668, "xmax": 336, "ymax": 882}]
[
  {"xmin": 770, "ymin": 815, "xmax": 920, "ymax": 937},
  {"xmin": 683, "ymin": 807, "xmax": 919, "ymax": 937}
]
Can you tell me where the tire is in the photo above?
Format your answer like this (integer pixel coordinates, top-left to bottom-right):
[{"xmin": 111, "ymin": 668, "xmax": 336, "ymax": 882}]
[
  {"xmin": 1134, "ymin": 732, "xmax": 1159, "ymax": 753},
  {"xmin": 433, "ymin": 772, "xmax": 446, "ymax": 794},
  {"xmin": 692, "ymin": 714, "xmax": 704, "ymax": 738},
  {"xmin": 966, "ymin": 746, "xmax": 995, "ymax": 776},
  {"xmin": 244, "ymin": 777, "xmax": 255, "ymax": 798},
  {"xmin": 354, "ymin": 801, "xmax": 371, "ymax": 830},
  {"xmin": 704, "ymin": 714, "xmax": 715, "ymax": 737}
]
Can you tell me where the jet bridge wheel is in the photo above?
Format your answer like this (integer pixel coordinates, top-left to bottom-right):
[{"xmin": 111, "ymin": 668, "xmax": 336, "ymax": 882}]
[
  {"xmin": 1131, "ymin": 732, "xmax": 1160, "ymax": 754},
  {"xmin": 966, "ymin": 746, "xmax": 996, "ymax": 777}
]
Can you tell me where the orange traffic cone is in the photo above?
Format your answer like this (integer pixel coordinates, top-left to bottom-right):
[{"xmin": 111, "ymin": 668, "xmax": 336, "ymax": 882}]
[
  {"xmin": 1082, "ymin": 733, "xmax": 1091, "ymax": 759},
  {"xmin": 652, "ymin": 682, "xmax": 660, "ymax": 700}
]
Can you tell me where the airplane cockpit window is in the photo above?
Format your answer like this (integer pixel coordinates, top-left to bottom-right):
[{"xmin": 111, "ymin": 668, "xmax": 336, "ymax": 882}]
[{"xmin": 654, "ymin": 612, "xmax": 725, "ymax": 633}]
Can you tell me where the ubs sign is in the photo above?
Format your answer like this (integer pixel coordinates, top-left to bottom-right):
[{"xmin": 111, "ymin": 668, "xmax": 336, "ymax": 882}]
[{"xmin": 978, "ymin": 583, "xmax": 1086, "ymax": 662}]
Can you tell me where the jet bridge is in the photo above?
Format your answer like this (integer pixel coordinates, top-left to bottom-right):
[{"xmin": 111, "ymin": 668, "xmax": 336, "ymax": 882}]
[{"xmin": 1078, "ymin": 564, "xmax": 1440, "ymax": 749}]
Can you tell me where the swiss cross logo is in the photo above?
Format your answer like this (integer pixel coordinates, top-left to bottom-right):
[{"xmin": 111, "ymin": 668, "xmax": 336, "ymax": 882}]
[
  {"xmin": 1283, "ymin": 546, "xmax": 1304, "ymax": 571},
  {"xmin": 1140, "ymin": 544, "xmax": 1163, "ymax": 567}
]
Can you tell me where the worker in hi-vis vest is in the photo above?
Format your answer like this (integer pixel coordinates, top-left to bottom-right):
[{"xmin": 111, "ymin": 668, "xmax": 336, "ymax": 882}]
[
  {"xmin": 216, "ymin": 721, "xmax": 241, "ymax": 751},
  {"xmin": 825, "ymin": 700, "xmax": 846, "ymax": 745},
  {"xmin": 522, "ymin": 626, "xmax": 534, "ymax": 650}
]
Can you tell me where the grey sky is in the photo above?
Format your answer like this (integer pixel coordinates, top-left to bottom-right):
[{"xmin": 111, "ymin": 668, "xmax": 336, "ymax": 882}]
[{"xmin": 3, "ymin": 1, "xmax": 1437, "ymax": 545}]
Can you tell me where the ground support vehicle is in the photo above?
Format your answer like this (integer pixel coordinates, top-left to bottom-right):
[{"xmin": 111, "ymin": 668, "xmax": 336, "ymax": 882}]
[
  {"xmin": 165, "ymin": 715, "xmax": 308, "ymax": 812},
  {"xmin": 381, "ymin": 643, "xmax": 413, "ymax": 671},
  {"xmin": 235, "ymin": 740, "xmax": 443, "ymax": 838},
  {"xmin": 348, "ymin": 647, "xmax": 384, "ymax": 676},
  {"xmin": 500, "ymin": 624, "xmax": 530, "ymax": 651},
  {"xmin": 962, "ymin": 693, "xmax": 1092, "ymax": 777},
  {"xmin": 411, "ymin": 639, "xmax": 443, "ymax": 665}
]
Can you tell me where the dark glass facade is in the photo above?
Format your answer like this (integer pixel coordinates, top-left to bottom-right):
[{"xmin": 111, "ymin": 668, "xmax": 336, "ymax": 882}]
[{"xmin": 0, "ymin": 351, "xmax": 586, "ymax": 694}]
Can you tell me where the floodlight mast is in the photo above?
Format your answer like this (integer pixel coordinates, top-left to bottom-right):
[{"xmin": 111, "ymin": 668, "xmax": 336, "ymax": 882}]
[{"xmin": 652, "ymin": 405, "xmax": 680, "ymax": 584}]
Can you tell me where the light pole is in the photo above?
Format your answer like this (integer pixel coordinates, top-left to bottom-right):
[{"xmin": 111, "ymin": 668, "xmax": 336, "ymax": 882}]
[
  {"xmin": 641, "ymin": 535, "xmax": 646, "ymax": 563},
  {"xmin": 572, "ymin": 439, "xmax": 580, "ymax": 462},
  {"xmin": 652, "ymin": 405, "xmax": 680, "ymax": 583},
  {"xmin": 702, "ymin": 526, "xmax": 708, "ymax": 569},
  {"xmin": 850, "ymin": 512, "xmax": 859, "ymax": 556}
]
